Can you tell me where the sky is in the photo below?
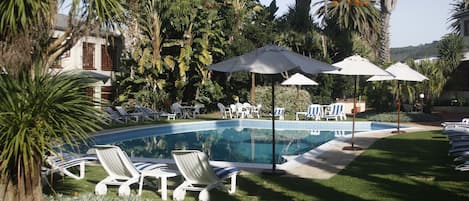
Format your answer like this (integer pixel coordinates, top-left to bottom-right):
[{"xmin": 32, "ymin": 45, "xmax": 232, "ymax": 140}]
[{"xmin": 259, "ymin": 0, "xmax": 454, "ymax": 48}]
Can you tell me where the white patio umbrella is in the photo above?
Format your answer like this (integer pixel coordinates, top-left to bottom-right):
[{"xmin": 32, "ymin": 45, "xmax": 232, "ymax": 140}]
[
  {"xmin": 281, "ymin": 73, "xmax": 318, "ymax": 111},
  {"xmin": 209, "ymin": 45, "xmax": 337, "ymax": 174},
  {"xmin": 367, "ymin": 62, "xmax": 428, "ymax": 133},
  {"xmin": 324, "ymin": 55, "xmax": 391, "ymax": 151}
]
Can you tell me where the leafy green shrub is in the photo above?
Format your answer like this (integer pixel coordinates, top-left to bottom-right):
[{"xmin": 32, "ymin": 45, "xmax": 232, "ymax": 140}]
[
  {"xmin": 366, "ymin": 112, "xmax": 441, "ymax": 122},
  {"xmin": 252, "ymin": 85, "xmax": 311, "ymax": 115}
]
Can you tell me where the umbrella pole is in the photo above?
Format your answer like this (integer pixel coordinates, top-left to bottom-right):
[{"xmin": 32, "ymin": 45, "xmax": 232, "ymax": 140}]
[
  {"xmin": 262, "ymin": 76, "xmax": 285, "ymax": 175},
  {"xmin": 392, "ymin": 81, "xmax": 405, "ymax": 134},
  {"xmin": 343, "ymin": 75, "xmax": 362, "ymax": 151}
]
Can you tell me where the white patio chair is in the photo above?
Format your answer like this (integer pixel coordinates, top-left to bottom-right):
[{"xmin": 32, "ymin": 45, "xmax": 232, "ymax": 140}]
[
  {"xmin": 193, "ymin": 103, "xmax": 205, "ymax": 117},
  {"xmin": 171, "ymin": 102, "xmax": 183, "ymax": 118},
  {"xmin": 172, "ymin": 150, "xmax": 240, "ymax": 201},
  {"xmin": 44, "ymin": 152, "xmax": 97, "ymax": 180},
  {"xmin": 235, "ymin": 103, "xmax": 247, "ymax": 119},
  {"xmin": 217, "ymin": 103, "xmax": 232, "ymax": 119},
  {"xmin": 251, "ymin": 104, "xmax": 262, "ymax": 119},
  {"xmin": 94, "ymin": 145, "xmax": 167, "ymax": 196}
]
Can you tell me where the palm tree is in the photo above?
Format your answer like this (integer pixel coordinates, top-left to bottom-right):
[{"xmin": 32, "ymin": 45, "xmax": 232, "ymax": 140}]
[
  {"xmin": 315, "ymin": 0, "xmax": 381, "ymax": 48},
  {"xmin": 0, "ymin": 71, "xmax": 103, "ymax": 201},
  {"xmin": 378, "ymin": 0, "xmax": 397, "ymax": 64},
  {"xmin": 0, "ymin": 0, "xmax": 124, "ymax": 200},
  {"xmin": 449, "ymin": 0, "xmax": 469, "ymax": 34}
]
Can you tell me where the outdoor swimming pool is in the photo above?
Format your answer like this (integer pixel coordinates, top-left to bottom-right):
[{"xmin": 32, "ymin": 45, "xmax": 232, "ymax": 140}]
[{"xmin": 91, "ymin": 120, "xmax": 396, "ymax": 165}]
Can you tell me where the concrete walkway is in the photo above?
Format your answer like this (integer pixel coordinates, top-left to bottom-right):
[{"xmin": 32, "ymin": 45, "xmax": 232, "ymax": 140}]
[{"xmin": 283, "ymin": 123, "xmax": 442, "ymax": 179}]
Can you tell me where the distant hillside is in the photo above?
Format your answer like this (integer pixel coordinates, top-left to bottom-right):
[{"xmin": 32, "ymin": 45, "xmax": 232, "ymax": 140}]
[{"xmin": 391, "ymin": 41, "xmax": 439, "ymax": 62}]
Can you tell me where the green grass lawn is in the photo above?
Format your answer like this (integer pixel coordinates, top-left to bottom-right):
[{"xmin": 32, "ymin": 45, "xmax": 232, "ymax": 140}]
[{"xmin": 45, "ymin": 130, "xmax": 469, "ymax": 201}]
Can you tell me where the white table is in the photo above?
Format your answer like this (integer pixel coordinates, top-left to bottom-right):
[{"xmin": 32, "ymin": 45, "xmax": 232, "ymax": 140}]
[
  {"xmin": 138, "ymin": 168, "xmax": 179, "ymax": 200},
  {"xmin": 295, "ymin": 112, "xmax": 307, "ymax": 120}
]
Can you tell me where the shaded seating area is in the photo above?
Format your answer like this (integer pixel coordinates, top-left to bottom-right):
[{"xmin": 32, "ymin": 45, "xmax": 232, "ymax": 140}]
[{"xmin": 172, "ymin": 150, "xmax": 240, "ymax": 201}]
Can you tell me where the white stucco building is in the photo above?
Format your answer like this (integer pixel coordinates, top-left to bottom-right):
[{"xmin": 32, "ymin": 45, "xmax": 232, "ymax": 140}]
[{"xmin": 51, "ymin": 14, "xmax": 122, "ymax": 102}]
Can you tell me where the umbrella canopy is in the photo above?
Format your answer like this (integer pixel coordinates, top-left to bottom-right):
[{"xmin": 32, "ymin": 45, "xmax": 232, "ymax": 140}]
[
  {"xmin": 324, "ymin": 55, "xmax": 390, "ymax": 76},
  {"xmin": 367, "ymin": 62, "xmax": 428, "ymax": 82},
  {"xmin": 209, "ymin": 45, "xmax": 337, "ymax": 174},
  {"xmin": 210, "ymin": 45, "xmax": 337, "ymax": 74},
  {"xmin": 323, "ymin": 55, "xmax": 390, "ymax": 151},
  {"xmin": 281, "ymin": 73, "xmax": 318, "ymax": 86},
  {"xmin": 367, "ymin": 62, "xmax": 428, "ymax": 134}
]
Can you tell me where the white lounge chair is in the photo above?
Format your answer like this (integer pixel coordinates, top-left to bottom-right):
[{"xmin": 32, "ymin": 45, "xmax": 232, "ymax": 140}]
[
  {"xmin": 135, "ymin": 105, "xmax": 160, "ymax": 120},
  {"xmin": 296, "ymin": 104, "xmax": 322, "ymax": 121},
  {"xmin": 442, "ymin": 118, "xmax": 469, "ymax": 128},
  {"xmin": 217, "ymin": 103, "xmax": 232, "ymax": 119},
  {"xmin": 273, "ymin": 107, "xmax": 285, "ymax": 120},
  {"xmin": 94, "ymin": 145, "xmax": 167, "ymax": 196},
  {"xmin": 115, "ymin": 106, "xmax": 143, "ymax": 122},
  {"xmin": 104, "ymin": 107, "xmax": 125, "ymax": 123},
  {"xmin": 44, "ymin": 152, "xmax": 97, "ymax": 180},
  {"xmin": 324, "ymin": 103, "xmax": 346, "ymax": 121},
  {"xmin": 172, "ymin": 150, "xmax": 240, "ymax": 201}
]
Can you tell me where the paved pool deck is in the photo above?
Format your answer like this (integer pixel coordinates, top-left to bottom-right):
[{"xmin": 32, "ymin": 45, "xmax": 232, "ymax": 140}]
[{"xmin": 277, "ymin": 123, "xmax": 442, "ymax": 179}]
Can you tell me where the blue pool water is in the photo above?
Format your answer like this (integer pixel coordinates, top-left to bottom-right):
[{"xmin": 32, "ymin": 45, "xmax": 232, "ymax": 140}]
[{"xmin": 91, "ymin": 120, "xmax": 396, "ymax": 164}]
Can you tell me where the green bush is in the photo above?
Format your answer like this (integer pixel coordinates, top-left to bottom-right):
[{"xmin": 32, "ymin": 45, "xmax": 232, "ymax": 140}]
[
  {"xmin": 252, "ymin": 85, "xmax": 311, "ymax": 115},
  {"xmin": 366, "ymin": 112, "xmax": 441, "ymax": 122}
]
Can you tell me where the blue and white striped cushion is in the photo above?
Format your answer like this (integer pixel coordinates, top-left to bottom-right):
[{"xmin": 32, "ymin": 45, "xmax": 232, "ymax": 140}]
[
  {"xmin": 134, "ymin": 162, "xmax": 167, "ymax": 172},
  {"xmin": 212, "ymin": 166, "xmax": 240, "ymax": 179}
]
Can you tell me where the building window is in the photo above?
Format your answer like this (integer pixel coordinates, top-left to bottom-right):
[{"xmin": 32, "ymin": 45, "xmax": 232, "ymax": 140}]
[
  {"xmin": 101, "ymin": 45, "xmax": 113, "ymax": 71},
  {"xmin": 101, "ymin": 86, "xmax": 113, "ymax": 101},
  {"xmin": 464, "ymin": 20, "xmax": 469, "ymax": 36},
  {"xmin": 83, "ymin": 42, "xmax": 95, "ymax": 70}
]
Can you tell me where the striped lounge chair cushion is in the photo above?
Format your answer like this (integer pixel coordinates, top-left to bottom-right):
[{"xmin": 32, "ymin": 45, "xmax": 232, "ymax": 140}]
[
  {"xmin": 134, "ymin": 162, "xmax": 167, "ymax": 172},
  {"xmin": 213, "ymin": 166, "xmax": 240, "ymax": 179}
]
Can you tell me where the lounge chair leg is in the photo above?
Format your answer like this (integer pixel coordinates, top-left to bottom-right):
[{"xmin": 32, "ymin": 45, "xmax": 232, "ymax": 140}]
[
  {"xmin": 198, "ymin": 189, "xmax": 210, "ymax": 201},
  {"xmin": 95, "ymin": 183, "xmax": 108, "ymax": 195},
  {"xmin": 173, "ymin": 183, "xmax": 187, "ymax": 201},
  {"xmin": 229, "ymin": 174, "xmax": 237, "ymax": 194},
  {"xmin": 79, "ymin": 161, "xmax": 85, "ymax": 179},
  {"xmin": 118, "ymin": 184, "xmax": 131, "ymax": 196}
]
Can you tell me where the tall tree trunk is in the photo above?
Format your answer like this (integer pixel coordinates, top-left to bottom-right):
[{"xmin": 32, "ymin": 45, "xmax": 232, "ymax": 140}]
[
  {"xmin": 379, "ymin": 0, "xmax": 397, "ymax": 64},
  {"xmin": 0, "ymin": 157, "xmax": 43, "ymax": 201},
  {"xmin": 378, "ymin": 10, "xmax": 391, "ymax": 64},
  {"xmin": 251, "ymin": 73, "xmax": 256, "ymax": 103}
]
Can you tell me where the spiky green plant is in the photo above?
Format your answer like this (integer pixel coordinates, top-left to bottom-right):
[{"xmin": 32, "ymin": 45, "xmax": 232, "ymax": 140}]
[{"xmin": 0, "ymin": 71, "xmax": 104, "ymax": 201}]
